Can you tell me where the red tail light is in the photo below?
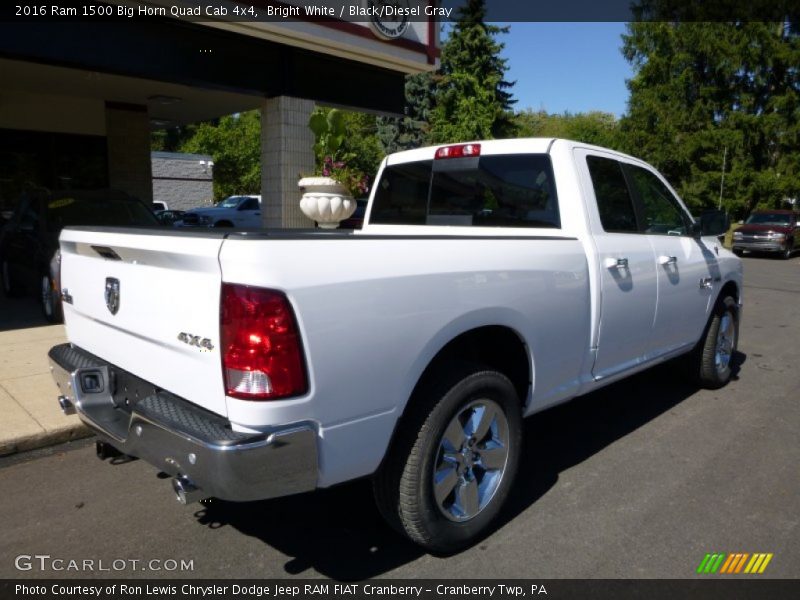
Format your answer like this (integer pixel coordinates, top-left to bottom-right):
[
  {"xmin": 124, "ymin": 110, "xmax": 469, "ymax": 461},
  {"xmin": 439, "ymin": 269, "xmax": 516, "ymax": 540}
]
[
  {"xmin": 435, "ymin": 143, "xmax": 481, "ymax": 159},
  {"xmin": 220, "ymin": 283, "xmax": 308, "ymax": 400}
]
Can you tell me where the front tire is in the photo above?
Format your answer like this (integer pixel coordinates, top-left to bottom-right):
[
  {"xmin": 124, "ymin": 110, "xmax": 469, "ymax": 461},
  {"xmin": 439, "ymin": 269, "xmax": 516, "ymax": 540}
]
[
  {"xmin": 694, "ymin": 295, "xmax": 738, "ymax": 389},
  {"xmin": 41, "ymin": 273, "xmax": 62, "ymax": 323},
  {"xmin": 781, "ymin": 241, "xmax": 793, "ymax": 260},
  {"xmin": 374, "ymin": 364, "xmax": 522, "ymax": 553},
  {"xmin": 1, "ymin": 258, "xmax": 19, "ymax": 297}
]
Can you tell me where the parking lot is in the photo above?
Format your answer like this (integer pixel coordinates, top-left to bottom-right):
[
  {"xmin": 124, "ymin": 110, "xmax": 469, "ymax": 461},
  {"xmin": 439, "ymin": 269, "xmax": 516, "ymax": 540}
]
[{"xmin": 0, "ymin": 254, "xmax": 798, "ymax": 580}]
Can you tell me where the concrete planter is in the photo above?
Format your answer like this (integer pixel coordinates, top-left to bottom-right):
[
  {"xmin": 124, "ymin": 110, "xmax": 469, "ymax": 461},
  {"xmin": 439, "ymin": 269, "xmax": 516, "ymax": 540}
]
[{"xmin": 298, "ymin": 177, "xmax": 357, "ymax": 229}]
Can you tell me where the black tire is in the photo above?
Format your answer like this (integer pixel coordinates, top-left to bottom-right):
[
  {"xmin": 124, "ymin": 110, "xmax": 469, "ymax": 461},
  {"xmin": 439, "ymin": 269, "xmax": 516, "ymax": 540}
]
[
  {"xmin": 213, "ymin": 220, "xmax": 233, "ymax": 228},
  {"xmin": 41, "ymin": 273, "xmax": 63, "ymax": 323},
  {"xmin": 374, "ymin": 363, "xmax": 522, "ymax": 553},
  {"xmin": 1, "ymin": 258, "xmax": 20, "ymax": 298},
  {"xmin": 694, "ymin": 295, "xmax": 738, "ymax": 389},
  {"xmin": 732, "ymin": 249, "xmax": 743, "ymax": 257},
  {"xmin": 781, "ymin": 241, "xmax": 793, "ymax": 260}
]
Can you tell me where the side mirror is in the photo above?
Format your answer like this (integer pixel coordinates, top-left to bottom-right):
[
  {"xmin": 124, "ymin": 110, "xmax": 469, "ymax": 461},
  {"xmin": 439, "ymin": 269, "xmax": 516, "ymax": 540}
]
[{"xmin": 699, "ymin": 210, "xmax": 729, "ymax": 237}]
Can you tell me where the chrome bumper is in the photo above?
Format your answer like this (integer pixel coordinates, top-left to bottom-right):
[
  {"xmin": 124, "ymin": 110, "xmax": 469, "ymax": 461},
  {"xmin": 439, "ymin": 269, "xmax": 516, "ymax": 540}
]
[
  {"xmin": 732, "ymin": 240, "xmax": 786, "ymax": 252},
  {"xmin": 48, "ymin": 343, "xmax": 318, "ymax": 502}
]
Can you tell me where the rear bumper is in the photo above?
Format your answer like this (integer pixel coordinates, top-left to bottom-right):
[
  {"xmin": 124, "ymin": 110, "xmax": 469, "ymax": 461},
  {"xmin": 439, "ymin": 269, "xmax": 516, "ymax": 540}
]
[{"xmin": 48, "ymin": 343, "xmax": 318, "ymax": 502}]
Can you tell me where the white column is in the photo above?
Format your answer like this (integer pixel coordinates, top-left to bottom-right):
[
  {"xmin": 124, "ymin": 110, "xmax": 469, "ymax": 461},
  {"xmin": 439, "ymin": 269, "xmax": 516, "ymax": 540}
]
[{"xmin": 261, "ymin": 96, "xmax": 316, "ymax": 228}]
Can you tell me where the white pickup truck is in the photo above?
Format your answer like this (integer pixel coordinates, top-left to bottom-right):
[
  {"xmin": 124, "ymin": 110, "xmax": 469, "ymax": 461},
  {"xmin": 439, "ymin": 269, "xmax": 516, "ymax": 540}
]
[{"xmin": 49, "ymin": 139, "xmax": 741, "ymax": 552}]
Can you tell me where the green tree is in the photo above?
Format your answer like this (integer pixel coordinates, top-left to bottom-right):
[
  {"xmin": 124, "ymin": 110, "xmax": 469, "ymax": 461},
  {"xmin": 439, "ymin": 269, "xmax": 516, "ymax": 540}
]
[
  {"xmin": 179, "ymin": 111, "xmax": 261, "ymax": 200},
  {"xmin": 620, "ymin": 21, "xmax": 800, "ymax": 216},
  {"xmin": 339, "ymin": 111, "xmax": 384, "ymax": 189},
  {"xmin": 377, "ymin": 72, "xmax": 436, "ymax": 153},
  {"xmin": 151, "ymin": 125, "xmax": 196, "ymax": 153},
  {"xmin": 430, "ymin": 0, "xmax": 516, "ymax": 143},
  {"xmin": 515, "ymin": 110, "xmax": 621, "ymax": 148}
]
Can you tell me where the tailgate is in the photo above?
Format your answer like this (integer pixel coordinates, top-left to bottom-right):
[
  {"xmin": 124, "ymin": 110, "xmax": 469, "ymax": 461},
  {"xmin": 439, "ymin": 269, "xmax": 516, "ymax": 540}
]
[{"xmin": 59, "ymin": 227, "xmax": 228, "ymax": 417}]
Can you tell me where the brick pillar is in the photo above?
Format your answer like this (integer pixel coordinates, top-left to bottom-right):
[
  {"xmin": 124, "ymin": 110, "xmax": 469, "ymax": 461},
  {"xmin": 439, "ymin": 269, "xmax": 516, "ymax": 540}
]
[
  {"xmin": 261, "ymin": 96, "xmax": 316, "ymax": 228},
  {"xmin": 105, "ymin": 102, "xmax": 153, "ymax": 203}
]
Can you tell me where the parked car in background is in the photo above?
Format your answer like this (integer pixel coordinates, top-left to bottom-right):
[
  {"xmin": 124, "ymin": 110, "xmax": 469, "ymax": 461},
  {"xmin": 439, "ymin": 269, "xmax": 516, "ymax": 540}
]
[
  {"xmin": 152, "ymin": 201, "xmax": 169, "ymax": 212},
  {"xmin": 0, "ymin": 189, "xmax": 159, "ymax": 322},
  {"xmin": 732, "ymin": 210, "xmax": 800, "ymax": 259},
  {"xmin": 154, "ymin": 209, "xmax": 185, "ymax": 227},
  {"xmin": 178, "ymin": 195, "xmax": 261, "ymax": 228}
]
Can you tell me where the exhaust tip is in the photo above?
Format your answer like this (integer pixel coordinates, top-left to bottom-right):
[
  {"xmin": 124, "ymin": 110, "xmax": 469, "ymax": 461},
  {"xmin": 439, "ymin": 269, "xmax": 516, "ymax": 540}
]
[
  {"xmin": 58, "ymin": 395, "xmax": 76, "ymax": 415},
  {"xmin": 172, "ymin": 476, "xmax": 204, "ymax": 505}
]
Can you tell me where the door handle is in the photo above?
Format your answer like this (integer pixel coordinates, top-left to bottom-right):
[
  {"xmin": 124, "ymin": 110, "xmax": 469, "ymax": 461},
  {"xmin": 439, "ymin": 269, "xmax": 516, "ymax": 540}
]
[
  {"xmin": 604, "ymin": 257, "xmax": 629, "ymax": 270},
  {"xmin": 658, "ymin": 255, "xmax": 677, "ymax": 266}
]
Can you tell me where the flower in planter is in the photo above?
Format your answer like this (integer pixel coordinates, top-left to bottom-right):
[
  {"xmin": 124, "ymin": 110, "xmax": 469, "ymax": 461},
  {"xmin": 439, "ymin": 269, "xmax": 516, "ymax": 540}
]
[{"xmin": 307, "ymin": 109, "xmax": 370, "ymax": 197}]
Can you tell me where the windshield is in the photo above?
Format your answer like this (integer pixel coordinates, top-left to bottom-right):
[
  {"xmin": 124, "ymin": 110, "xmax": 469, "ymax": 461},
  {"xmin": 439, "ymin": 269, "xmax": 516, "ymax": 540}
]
[
  {"xmin": 216, "ymin": 196, "xmax": 244, "ymax": 208},
  {"xmin": 46, "ymin": 195, "xmax": 159, "ymax": 231},
  {"xmin": 745, "ymin": 213, "xmax": 791, "ymax": 226}
]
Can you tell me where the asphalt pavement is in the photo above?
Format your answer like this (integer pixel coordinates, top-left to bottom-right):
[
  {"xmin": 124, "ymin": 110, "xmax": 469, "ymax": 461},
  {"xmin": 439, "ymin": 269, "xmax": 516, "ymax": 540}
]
[{"xmin": 0, "ymin": 255, "xmax": 798, "ymax": 580}]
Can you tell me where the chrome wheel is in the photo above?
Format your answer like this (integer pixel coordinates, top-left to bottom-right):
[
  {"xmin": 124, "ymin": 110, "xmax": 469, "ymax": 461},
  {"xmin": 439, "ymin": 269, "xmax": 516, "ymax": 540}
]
[
  {"xmin": 433, "ymin": 399, "xmax": 510, "ymax": 522},
  {"xmin": 714, "ymin": 310, "xmax": 735, "ymax": 375},
  {"xmin": 41, "ymin": 275, "xmax": 53, "ymax": 318}
]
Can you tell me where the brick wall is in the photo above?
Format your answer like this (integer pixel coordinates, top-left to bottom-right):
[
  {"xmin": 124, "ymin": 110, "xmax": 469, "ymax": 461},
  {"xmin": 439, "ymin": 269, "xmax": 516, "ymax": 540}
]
[{"xmin": 261, "ymin": 96, "xmax": 316, "ymax": 228}]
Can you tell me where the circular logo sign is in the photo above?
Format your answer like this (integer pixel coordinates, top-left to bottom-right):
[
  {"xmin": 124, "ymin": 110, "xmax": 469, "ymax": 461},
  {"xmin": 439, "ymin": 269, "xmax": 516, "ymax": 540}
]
[{"xmin": 368, "ymin": 0, "xmax": 411, "ymax": 40}]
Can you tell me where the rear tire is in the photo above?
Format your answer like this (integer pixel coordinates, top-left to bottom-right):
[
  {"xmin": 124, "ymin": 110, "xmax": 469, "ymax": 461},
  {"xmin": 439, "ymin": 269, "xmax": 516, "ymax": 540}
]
[
  {"xmin": 694, "ymin": 295, "xmax": 738, "ymax": 389},
  {"xmin": 374, "ymin": 363, "xmax": 522, "ymax": 553},
  {"xmin": 213, "ymin": 220, "xmax": 233, "ymax": 228}
]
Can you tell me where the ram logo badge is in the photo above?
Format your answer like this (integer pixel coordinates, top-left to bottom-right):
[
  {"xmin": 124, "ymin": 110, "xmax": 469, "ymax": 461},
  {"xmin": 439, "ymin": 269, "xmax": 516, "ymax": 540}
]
[
  {"xmin": 104, "ymin": 278, "xmax": 120, "ymax": 315},
  {"xmin": 178, "ymin": 332, "xmax": 214, "ymax": 351}
]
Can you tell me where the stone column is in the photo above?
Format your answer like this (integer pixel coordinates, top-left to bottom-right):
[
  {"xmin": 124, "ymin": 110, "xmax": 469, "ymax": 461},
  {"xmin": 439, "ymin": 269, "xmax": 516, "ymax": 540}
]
[
  {"xmin": 261, "ymin": 96, "xmax": 316, "ymax": 228},
  {"xmin": 105, "ymin": 102, "xmax": 153, "ymax": 203}
]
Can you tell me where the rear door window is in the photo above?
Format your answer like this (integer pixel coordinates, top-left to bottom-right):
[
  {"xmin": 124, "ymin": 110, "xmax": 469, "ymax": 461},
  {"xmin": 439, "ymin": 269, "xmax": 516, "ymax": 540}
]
[
  {"xmin": 370, "ymin": 154, "xmax": 560, "ymax": 229},
  {"xmin": 626, "ymin": 166, "xmax": 690, "ymax": 235},
  {"xmin": 586, "ymin": 156, "xmax": 639, "ymax": 233}
]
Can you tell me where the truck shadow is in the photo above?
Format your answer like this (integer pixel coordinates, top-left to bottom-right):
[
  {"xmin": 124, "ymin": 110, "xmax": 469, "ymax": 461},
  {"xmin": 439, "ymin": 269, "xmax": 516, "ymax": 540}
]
[{"xmin": 191, "ymin": 352, "xmax": 745, "ymax": 580}]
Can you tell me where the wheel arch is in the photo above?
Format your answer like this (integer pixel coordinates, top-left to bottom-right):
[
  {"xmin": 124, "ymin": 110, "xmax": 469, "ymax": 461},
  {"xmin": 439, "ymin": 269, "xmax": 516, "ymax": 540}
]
[
  {"xmin": 410, "ymin": 325, "xmax": 532, "ymax": 405},
  {"xmin": 718, "ymin": 280, "xmax": 740, "ymax": 310},
  {"xmin": 376, "ymin": 322, "xmax": 532, "ymax": 476}
]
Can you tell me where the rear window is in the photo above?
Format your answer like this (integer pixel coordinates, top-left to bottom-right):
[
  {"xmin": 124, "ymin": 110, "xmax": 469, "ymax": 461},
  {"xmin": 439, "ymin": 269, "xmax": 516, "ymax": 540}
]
[{"xmin": 370, "ymin": 154, "xmax": 560, "ymax": 228}]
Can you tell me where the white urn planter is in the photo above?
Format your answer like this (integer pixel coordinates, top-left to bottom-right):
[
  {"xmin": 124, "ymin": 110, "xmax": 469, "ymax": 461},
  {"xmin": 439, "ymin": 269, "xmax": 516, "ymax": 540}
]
[{"xmin": 298, "ymin": 176, "xmax": 357, "ymax": 229}]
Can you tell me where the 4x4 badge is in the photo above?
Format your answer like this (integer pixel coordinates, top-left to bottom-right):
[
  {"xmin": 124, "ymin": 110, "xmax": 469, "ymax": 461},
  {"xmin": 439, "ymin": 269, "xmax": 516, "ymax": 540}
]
[{"xmin": 105, "ymin": 277, "xmax": 120, "ymax": 315}]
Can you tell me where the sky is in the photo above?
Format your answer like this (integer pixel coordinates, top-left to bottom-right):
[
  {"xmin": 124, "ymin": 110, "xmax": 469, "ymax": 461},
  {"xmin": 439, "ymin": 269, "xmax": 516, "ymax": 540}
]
[{"xmin": 498, "ymin": 22, "xmax": 634, "ymax": 118}]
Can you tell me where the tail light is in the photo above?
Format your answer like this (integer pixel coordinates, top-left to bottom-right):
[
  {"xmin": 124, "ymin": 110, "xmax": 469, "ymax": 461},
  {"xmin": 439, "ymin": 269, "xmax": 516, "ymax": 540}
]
[
  {"xmin": 220, "ymin": 283, "xmax": 308, "ymax": 400},
  {"xmin": 435, "ymin": 143, "xmax": 481, "ymax": 159}
]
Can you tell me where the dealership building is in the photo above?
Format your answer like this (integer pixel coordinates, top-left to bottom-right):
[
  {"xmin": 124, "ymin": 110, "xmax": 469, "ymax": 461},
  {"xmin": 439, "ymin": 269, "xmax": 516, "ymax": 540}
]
[{"xmin": 0, "ymin": 1, "xmax": 439, "ymax": 226}]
